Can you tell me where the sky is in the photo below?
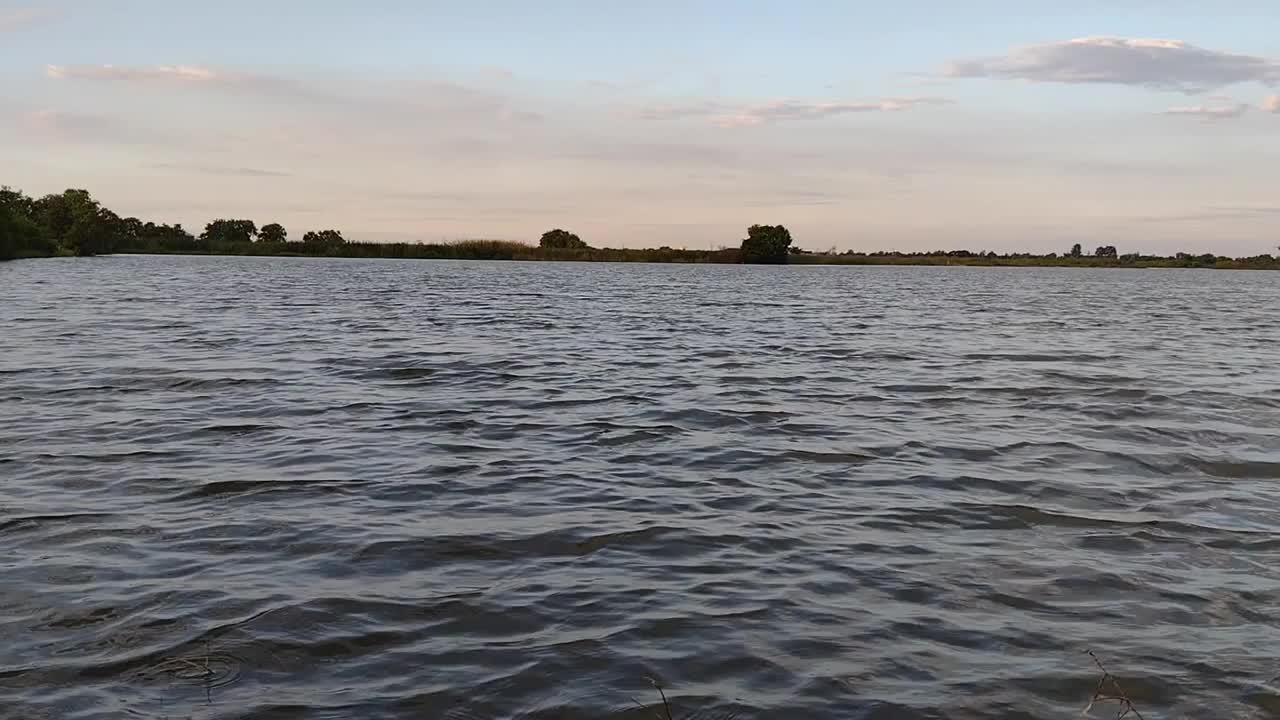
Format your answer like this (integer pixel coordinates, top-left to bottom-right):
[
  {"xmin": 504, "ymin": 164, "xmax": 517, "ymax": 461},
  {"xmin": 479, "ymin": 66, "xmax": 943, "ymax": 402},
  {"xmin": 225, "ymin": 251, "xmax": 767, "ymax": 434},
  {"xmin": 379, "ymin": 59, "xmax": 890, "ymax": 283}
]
[{"xmin": 2, "ymin": 1, "xmax": 1278, "ymax": 254}]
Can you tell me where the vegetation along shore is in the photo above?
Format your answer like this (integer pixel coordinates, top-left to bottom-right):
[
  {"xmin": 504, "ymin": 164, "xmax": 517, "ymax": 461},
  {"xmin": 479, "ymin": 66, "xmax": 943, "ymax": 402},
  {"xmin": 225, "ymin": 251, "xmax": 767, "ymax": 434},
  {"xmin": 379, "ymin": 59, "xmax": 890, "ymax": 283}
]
[{"xmin": 3, "ymin": 186, "xmax": 1278, "ymax": 269}]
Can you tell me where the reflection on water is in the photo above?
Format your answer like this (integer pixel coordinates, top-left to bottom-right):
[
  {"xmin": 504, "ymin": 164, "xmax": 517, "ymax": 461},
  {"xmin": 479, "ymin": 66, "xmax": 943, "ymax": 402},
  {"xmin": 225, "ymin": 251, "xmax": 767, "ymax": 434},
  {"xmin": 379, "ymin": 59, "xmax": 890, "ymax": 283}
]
[{"xmin": 1, "ymin": 255, "xmax": 1279, "ymax": 719}]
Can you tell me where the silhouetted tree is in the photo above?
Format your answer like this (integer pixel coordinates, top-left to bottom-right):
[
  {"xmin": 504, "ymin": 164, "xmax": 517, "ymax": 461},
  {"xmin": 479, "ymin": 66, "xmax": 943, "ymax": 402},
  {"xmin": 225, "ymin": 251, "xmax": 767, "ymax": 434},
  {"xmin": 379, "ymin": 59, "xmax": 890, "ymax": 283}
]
[
  {"xmin": 201, "ymin": 219, "xmax": 257, "ymax": 245},
  {"xmin": 259, "ymin": 223, "xmax": 287, "ymax": 244},
  {"xmin": 740, "ymin": 224, "xmax": 793, "ymax": 264},
  {"xmin": 1070, "ymin": 243, "xmax": 1083, "ymax": 258},
  {"xmin": 34, "ymin": 189, "xmax": 120, "ymax": 256},
  {"xmin": 0, "ymin": 203, "xmax": 42, "ymax": 260},
  {"xmin": 302, "ymin": 229, "xmax": 346, "ymax": 253},
  {"xmin": 540, "ymin": 228, "xmax": 587, "ymax": 249},
  {"xmin": 1094, "ymin": 245, "xmax": 1118, "ymax": 258},
  {"xmin": 0, "ymin": 187, "xmax": 44, "ymax": 260}
]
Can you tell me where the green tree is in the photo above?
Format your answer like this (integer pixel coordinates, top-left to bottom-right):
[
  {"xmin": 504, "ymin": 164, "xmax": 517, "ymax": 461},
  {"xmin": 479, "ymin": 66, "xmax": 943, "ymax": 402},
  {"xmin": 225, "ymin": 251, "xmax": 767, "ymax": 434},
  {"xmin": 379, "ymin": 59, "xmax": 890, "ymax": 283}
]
[
  {"xmin": 0, "ymin": 204, "xmax": 42, "ymax": 260},
  {"xmin": 33, "ymin": 189, "xmax": 120, "ymax": 256},
  {"xmin": 201, "ymin": 219, "xmax": 258, "ymax": 245},
  {"xmin": 302, "ymin": 229, "xmax": 346, "ymax": 253},
  {"xmin": 0, "ymin": 187, "xmax": 43, "ymax": 260},
  {"xmin": 259, "ymin": 223, "xmax": 287, "ymax": 244},
  {"xmin": 739, "ymin": 224, "xmax": 793, "ymax": 264},
  {"xmin": 1069, "ymin": 243, "xmax": 1083, "ymax": 258},
  {"xmin": 539, "ymin": 228, "xmax": 587, "ymax": 249}
]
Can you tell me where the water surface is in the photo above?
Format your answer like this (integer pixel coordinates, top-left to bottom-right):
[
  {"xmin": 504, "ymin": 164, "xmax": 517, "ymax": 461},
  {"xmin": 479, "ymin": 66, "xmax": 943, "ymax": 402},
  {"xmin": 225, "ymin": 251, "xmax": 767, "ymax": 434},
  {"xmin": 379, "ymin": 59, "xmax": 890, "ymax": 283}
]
[{"xmin": 2, "ymin": 256, "xmax": 1279, "ymax": 719}]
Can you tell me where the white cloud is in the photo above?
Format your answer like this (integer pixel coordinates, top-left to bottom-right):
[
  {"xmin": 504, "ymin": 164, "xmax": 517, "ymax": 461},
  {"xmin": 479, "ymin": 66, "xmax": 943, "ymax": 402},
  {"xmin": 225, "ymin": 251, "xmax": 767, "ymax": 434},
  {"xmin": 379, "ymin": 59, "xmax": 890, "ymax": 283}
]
[
  {"xmin": 1265, "ymin": 95, "xmax": 1280, "ymax": 113},
  {"xmin": 42, "ymin": 64, "xmax": 542, "ymax": 122},
  {"xmin": 640, "ymin": 97, "xmax": 952, "ymax": 127},
  {"xmin": 0, "ymin": 7, "xmax": 55, "ymax": 32},
  {"xmin": 49, "ymin": 64, "xmax": 224, "ymax": 83},
  {"xmin": 148, "ymin": 162, "xmax": 292, "ymax": 178},
  {"xmin": 19, "ymin": 109, "xmax": 160, "ymax": 145},
  {"xmin": 43, "ymin": 63, "xmax": 338, "ymax": 105},
  {"xmin": 1159, "ymin": 104, "xmax": 1250, "ymax": 120},
  {"xmin": 945, "ymin": 37, "xmax": 1280, "ymax": 93}
]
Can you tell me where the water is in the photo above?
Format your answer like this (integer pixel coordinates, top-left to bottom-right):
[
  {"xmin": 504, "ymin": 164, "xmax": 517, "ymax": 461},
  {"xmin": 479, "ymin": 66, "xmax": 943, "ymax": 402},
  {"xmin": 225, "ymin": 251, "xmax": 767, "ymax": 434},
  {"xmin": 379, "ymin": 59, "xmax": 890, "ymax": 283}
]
[{"xmin": 2, "ymin": 255, "xmax": 1279, "ymax": 720}]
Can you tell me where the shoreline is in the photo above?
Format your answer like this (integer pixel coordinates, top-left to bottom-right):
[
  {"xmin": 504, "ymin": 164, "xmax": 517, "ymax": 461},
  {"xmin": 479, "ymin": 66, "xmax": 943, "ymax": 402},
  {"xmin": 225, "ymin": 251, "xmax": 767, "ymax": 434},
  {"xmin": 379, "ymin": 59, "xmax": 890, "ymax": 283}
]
[
  {"xmin": 6, "ymin": 249, "xmax": 1280, "ymax": 271},
  {"xmin": 6, "ymin": 244, "xmax": 1280, "ymax": 270},
  {"xmin": 95, "ymin": 249, "xmax": 1280, "ymax": 270}
]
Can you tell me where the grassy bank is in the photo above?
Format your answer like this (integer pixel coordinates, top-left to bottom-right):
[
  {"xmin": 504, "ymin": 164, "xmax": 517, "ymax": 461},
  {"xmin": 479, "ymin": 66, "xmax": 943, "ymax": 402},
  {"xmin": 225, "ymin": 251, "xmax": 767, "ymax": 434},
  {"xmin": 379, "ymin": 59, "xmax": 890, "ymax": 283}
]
[
  {"xmin": 101, "ymin": 243, "xmax": 1280, "ymax": 270},
  {"xmin": 4, "ymin": 185, "xmax": 1278, "ymax": 269}
]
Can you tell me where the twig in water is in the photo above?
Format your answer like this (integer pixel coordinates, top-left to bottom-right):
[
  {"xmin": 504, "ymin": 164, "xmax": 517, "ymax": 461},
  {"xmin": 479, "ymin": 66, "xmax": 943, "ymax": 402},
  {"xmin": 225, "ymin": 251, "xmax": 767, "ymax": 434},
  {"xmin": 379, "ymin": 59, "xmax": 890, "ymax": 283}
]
[
  {"xmin": 1083, "ymin": 650, "xmax": 1145, "ymax": 719},
  {"xmin": 630, "ymin": 677, "xmax": 675, "ymax": 720}
]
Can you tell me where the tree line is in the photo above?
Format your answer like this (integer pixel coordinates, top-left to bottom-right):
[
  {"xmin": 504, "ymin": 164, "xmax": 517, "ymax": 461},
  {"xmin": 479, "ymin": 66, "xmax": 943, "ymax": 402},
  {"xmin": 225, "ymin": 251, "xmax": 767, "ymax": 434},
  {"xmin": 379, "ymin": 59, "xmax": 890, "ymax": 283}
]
[
  {"xmin": 0, "ymin": 187, "xmax": 354, "ymax": 260},
  {"xmin": 3, "ymin": 185, "xmax": 1277, "ymax": 268}
]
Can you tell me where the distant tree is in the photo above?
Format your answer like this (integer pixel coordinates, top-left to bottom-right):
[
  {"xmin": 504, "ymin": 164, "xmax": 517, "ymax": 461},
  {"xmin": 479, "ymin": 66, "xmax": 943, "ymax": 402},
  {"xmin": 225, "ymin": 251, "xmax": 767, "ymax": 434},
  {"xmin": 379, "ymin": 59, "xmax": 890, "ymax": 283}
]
[
  {"xmin": 0, "ymin": 204, "xmax": 42, "ymax": 260},
  {"xmin": 0, "ymin": 187, "xmax": 44, "ymax": 259},
  {"xmin": 0, "ymin": 186, "xmax": 36, "ymax": 219},
  {"xmin": 302, "ymin": 229, "xmax": 346, "ymax": 252},
  {"xmin": 1094, "ymin": 245, "xmax": 1118, "ymax": 258},
  {"xmin": 34, "ymin": 189, "xmax": 121, "ymax": 256},
  {"xmin": 259, "ymin": 223, "xmax": 287, "ymax": 244},
  {"xmin": 740, "ymin": 224, "xmax": 793, "ymax": 264},
  {"xmin": 1069, "ymin": 243, "xmax": 1083, "ymax": 258},
  {"xmin": 540, "ymin": 228, "xmax": 587, "ymax": 249},
  {"xmin": 201, "ymin": 219, "xmax": 258, "ymax": 245}
]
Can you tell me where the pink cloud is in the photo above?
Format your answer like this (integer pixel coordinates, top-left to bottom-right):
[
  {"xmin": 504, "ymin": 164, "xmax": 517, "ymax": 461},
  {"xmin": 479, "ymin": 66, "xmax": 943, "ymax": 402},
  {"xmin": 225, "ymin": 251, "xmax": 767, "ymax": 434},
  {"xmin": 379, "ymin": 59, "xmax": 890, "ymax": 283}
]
[
  {"xmin": 1265, "ymin": 95, "xmax": 1280, "ymax": 113},
  {"xmin": 1158, "ymin": 103, "xmax": 1250, "ymax": 120},
  {"xmin": 47, "ymin": 64, "xmax": 222, "ymax": 83},
  {"xmin": 0, "ymin": 6, "xmax": 56, "ymax": 32},
  {"xmin": 641, "ymin": 97, "xmax": 952, "ymax": 127},
  {"xmin": 946, "ymin": 36, "xmax": 1280, "ymax": 93}
]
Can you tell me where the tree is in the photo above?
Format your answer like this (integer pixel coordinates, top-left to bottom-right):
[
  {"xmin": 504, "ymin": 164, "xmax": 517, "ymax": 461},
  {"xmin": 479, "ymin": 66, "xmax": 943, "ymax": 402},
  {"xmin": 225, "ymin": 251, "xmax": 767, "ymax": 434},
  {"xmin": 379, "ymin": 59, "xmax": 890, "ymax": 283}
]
[
  {"xmin": 201, "ymin": 219, "xmax": 257, "ymax": 245},
  {"xmin": 33, "ymin": 189, "xmax": 121, "ymax": 256},
  {"xmin": 1069, "ymin": 243, "xmax": 1083, "ymax": 258},
  {"xmin": 539, "ymin": 229, "xmax": 587, "ymax": 249},
  {"xmin": 739, "ymin": 224, "xmax": 793, "ymax": 264},
  {"xmin": 302, "ymin": 229, "xmax": 346, "ymax": 253},
  {"xmin": 259, "ymin": 223, "xmax": 287, "ymax": 244},
  {"xmin": 0, "ymin": 187, "xmax": 43, "ymax": 260},
  {"xmin": 0, "ymin": 204, "xmax": 38, "ymax": 260}
]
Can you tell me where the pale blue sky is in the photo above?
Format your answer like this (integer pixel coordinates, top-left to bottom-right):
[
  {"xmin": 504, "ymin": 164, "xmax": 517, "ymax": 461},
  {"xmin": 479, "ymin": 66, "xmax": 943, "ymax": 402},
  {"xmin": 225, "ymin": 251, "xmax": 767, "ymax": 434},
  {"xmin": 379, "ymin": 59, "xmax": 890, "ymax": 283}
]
[{"xmin": 3, "ymin": 1, "xmax": 1278, "ymax": 253}]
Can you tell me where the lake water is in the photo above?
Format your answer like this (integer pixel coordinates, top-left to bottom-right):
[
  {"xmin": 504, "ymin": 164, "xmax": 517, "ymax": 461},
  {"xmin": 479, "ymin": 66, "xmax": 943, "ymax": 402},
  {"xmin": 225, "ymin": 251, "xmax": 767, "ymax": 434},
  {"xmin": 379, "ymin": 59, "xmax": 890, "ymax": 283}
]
[{"xmin": 2, "ymin": 255, "xmax": 1279, "ymax": 719}]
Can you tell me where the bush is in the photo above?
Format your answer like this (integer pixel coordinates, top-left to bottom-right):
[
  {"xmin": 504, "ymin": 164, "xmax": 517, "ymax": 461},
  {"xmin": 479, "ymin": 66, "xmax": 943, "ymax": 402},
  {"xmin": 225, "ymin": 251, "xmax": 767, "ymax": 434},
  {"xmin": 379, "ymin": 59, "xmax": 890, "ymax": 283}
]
[
  {"xmin": 739, "ymin": 224, "xmax": 793, "ymax": 264},
  {"xmin": 539, "ymin": 229, "xmax": 587, "ymax": 249}
]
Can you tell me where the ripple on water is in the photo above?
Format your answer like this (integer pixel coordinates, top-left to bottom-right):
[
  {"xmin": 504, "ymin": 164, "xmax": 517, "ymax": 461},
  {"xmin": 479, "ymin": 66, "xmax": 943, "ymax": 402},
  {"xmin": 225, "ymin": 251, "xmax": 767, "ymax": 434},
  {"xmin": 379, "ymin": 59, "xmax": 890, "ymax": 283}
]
[{"xmin": 1, "ymin": 257, "xmax": 1279, "ymax": 719}]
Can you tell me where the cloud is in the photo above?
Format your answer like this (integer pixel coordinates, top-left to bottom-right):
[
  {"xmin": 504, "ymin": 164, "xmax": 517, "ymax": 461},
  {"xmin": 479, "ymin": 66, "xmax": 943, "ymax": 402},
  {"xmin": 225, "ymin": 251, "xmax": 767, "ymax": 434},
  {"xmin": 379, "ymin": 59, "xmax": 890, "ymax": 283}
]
[
  {"xmin": 639, "ymin": 97, "xmax": 952, "ymax": 127},
  {"xmin": 148, "ymin": 163, "xmax": 293, "ymax": 178},
  {"xmin": 1266, "ymin": 95, "xmax": 1280, "ymax": 113},
  {"xmin": 15, "ymin": 108, "xmax": 205, "ymax": 148},
  {"xmin": 44, "ymin": 64, "xmax": 543, "ymax": 124},
  {"xmin": 44, "ymin": 64, "xmax": 336, "ymax": 104},
  {"xmin": 0, "ymin": 6, "xmax": 56, "ymax": 32},
  {"xmin": 46, "ymin": 64, "xmax": 219, "ymax": 82},
  {"xmin": 1127, "ymin": 205, "xmax": 1280, "ymax": 223},
  {"xmin": 20, "ymin": 109, "xmax": 145, "ymax": 143},
  {"xmin": 945, "ymin": 37, "xmax": 1280, "ymax": 93},
  {"xmin": 1159, "ymin": 103, "xmax": 1250, "ymax": 120}
]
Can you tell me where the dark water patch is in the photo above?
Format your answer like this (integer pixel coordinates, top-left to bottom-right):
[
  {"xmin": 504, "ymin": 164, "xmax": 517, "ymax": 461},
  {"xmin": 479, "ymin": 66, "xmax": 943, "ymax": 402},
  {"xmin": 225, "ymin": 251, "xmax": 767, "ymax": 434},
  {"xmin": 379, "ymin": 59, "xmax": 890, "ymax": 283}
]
[
  {"xmin": 353, "ymin": 526, "xmax": 683, "ymax": 571},
  {"xmin": 0, "ymin": 513, "xmax": 117, "ymax": 534},
  {"xmin": 962, "ymin": 352, "xmax": 1116, "ymax": 362},
  {"xmin": 199, "ymin": 423, "xmax": 279, "ymax": 436},
  {"xmin": 1190, "ymin": 458, "xmax": 1280, "ymax": 480},
  {"xmin": 166, "ymin": 478, "xmax": 349, "ymax": 503}
]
